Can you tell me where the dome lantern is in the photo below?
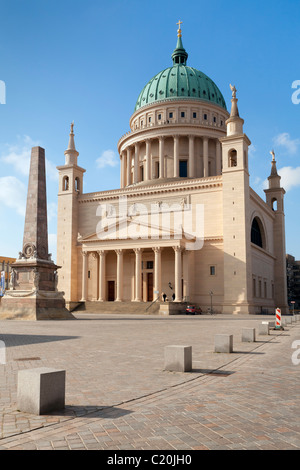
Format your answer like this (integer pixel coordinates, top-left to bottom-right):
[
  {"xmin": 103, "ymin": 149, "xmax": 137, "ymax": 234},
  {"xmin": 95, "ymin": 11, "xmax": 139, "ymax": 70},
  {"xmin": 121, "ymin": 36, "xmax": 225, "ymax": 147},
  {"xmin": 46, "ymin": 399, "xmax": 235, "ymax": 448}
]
[{"xmin": 171, "ymin": 20, "xmax": 188, "ymax": 66}]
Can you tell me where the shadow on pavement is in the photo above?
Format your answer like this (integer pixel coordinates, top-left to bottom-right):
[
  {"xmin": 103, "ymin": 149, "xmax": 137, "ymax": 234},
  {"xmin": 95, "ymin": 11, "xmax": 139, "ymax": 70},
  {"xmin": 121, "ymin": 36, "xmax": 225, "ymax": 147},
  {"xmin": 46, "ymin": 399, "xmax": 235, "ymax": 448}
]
[
  {"xmin": 51, "ymin": 405, "xmax": 133, "ymax": 419},
  {"xmin": 0, "ymin": 333, "xmax": 79, "ymax": 347}
]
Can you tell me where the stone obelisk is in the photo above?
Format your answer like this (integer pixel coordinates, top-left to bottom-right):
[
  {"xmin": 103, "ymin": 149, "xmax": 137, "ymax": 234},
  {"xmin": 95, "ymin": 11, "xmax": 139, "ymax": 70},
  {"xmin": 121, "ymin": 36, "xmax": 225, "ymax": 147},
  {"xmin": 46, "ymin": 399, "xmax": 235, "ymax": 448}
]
[{"xmin": 0, "ymin": 146, "xmax": 74, "ymax": 320}]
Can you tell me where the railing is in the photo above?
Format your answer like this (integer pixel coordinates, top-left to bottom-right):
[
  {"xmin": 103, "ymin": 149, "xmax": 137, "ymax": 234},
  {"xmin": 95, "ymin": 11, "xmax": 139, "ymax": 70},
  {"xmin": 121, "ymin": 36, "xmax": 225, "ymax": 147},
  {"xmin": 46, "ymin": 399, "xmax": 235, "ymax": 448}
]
[{"xmin": 145, "ymin": 296, "xmax": 161, "ymax": 312}]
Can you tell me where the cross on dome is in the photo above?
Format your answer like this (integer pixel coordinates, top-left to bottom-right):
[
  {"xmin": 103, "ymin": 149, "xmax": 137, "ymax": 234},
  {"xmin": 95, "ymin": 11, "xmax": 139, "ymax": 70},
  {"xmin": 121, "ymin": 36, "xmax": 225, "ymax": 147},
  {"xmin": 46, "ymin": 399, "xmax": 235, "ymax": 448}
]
[{"xmin": 177, "ymin": 20, "xmax": 183, "ymax": 37}]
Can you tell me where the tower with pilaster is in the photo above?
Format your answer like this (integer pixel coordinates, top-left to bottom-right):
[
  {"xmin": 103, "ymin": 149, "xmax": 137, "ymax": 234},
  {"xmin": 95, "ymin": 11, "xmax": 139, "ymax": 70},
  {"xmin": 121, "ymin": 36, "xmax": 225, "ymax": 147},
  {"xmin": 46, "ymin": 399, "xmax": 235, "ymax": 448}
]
[
  {"xmin": 264, "ymin": 151, "xmax": 289, "ymax": 313},
  {"xmin": 57, "ymin": 123, "xmax": 86, "ymax": 308},
  {"xmin": 220, "ymin": 85, "xmax": 253, "ymax": 314}
]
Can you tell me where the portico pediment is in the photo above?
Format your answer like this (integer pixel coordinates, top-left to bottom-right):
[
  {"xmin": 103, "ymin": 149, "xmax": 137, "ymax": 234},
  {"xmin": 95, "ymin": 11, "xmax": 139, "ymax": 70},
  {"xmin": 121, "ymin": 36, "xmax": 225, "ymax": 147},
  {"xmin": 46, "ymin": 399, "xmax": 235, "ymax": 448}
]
[{"xmin": 78, "ymin": 215, "xmax": 182, "ymax": 244}]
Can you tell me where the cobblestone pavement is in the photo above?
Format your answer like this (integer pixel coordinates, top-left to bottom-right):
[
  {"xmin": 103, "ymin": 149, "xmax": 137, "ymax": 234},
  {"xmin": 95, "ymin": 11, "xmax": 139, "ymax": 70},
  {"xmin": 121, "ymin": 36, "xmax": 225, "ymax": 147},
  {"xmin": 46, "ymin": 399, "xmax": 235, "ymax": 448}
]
[{"xmin": 0, "ymin": 313, "xmax": 299, "ymax": 450}]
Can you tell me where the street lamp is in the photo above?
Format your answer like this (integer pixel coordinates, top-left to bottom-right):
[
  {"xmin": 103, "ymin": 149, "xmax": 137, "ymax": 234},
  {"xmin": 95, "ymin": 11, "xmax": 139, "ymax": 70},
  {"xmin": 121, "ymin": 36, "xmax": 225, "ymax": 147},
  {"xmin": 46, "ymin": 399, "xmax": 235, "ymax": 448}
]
[{"xmin": 209, "ymin": 291, "xmax": 213, "ymax": 314}]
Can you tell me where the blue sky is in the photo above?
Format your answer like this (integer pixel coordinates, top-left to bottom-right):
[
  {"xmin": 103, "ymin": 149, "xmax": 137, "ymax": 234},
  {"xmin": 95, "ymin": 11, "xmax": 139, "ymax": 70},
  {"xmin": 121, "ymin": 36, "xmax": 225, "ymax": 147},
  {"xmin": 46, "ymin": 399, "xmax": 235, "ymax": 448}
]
[{"xmin": 0, "ymin": 0, "xmax": 300, "ymax": 261}]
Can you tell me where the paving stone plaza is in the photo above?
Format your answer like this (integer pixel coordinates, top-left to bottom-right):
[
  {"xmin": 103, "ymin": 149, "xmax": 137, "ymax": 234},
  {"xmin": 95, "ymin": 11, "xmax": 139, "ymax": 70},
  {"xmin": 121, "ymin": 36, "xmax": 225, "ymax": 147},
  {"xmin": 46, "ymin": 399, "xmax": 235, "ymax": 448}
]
[{"xmin": 0, "ymin": 313, "xmax": 300, "ymax": 451}]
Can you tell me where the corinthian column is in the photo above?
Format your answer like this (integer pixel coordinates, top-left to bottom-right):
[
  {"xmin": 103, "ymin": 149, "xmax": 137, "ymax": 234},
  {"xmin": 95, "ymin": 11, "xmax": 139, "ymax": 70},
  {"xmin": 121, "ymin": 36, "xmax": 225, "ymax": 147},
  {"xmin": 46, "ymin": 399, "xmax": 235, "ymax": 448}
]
[
  {"xmin": 115, "ymin": 249, "xmax": 124, "ymax": 302},
  {"xmin": 159, "ymin": 137, "xmax": 165, "ymax": 179},
  {"xmin": 81, "ymin": 251, "xmax": 88, "ymax": 301},
  {"xmin": 153, "ymin": 246, "xmax": 162, "ymax": 301},
  {"xmin": 145, "ymin": 139, "xmax": 151, "ymax": 181},
  {"xmin": 173, "ymin": 246, "xmax": 183, "ymax": 302},
  {"xmin": 134, "ymin": 143, "xmax": 139, "ymax": 184},
  {"xmin": 203, "ymin": 137, "xmax": 209, "ymax": 177},
  {"xmin": 126, "ymin": 148, "xmax": 131, "ymax": 186},
  {"xmin": 97, "ymin": 250, "xmax": 106, "ymax": 301},
  {"xmin": 173, "ymin": 135, "xmax": 179, "ymax": 178},
  {"xmin": 188, "ymin": 135, "xmax": 195, "ymax": 178},
  {"xmin": 134, "ymin": 248, "xmax": 142, "ymax": 301}
]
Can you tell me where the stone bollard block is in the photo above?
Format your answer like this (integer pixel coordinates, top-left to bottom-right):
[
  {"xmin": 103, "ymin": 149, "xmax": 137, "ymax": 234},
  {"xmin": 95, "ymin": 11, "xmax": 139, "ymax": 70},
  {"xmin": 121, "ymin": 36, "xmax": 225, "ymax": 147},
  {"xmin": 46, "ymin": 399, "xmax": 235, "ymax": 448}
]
[
  {"xmin": 17, "ymin": 368, "xmax": 66, "ymax": 415},
  {"xmin": 285, "ymin": 316, "xmax": 292, "ymax": 324},
  {"xmin": 258, "ymin": 322, "xmax": 270, "ymax": 335},
  {"xmin": 242, "ymin": 328, "xmax": 256, "ymax": 342},
  {"xmin": 164, "ymin": 345, "xmax": 192, "ymax": 372},
  {"xmin": 214, "ymin": 335, "xmax": 233, "ymax": 353}
]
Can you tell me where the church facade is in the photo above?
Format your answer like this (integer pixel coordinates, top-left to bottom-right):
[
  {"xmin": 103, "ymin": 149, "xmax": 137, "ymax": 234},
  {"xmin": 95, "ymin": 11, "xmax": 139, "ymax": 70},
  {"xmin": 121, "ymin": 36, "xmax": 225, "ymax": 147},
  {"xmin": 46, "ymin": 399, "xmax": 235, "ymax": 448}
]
[{"xmin": 56, "ymin": 26, "xmax": 288, "ymax": 315}]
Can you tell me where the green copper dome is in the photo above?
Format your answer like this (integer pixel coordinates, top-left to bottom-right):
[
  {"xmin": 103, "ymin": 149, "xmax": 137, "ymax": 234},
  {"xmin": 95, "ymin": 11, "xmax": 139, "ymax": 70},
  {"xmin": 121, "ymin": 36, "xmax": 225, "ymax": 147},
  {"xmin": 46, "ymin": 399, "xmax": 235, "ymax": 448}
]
[{"xmin": 134, "ymin": 36, "xmax": 227, "ymax": 112}]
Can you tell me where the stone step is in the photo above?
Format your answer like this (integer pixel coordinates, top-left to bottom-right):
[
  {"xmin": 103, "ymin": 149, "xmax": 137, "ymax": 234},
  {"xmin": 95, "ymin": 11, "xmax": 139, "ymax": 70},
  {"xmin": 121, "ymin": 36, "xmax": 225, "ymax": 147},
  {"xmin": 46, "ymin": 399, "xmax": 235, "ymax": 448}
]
[{"xmin": 74, "ymin": 300, "xmax": 161, "ymax": 315}]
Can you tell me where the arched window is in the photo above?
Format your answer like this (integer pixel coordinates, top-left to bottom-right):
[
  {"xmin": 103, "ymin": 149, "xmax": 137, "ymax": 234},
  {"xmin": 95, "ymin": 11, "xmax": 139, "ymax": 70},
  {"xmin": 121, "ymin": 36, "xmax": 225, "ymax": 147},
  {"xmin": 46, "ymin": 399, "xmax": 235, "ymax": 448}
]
[
  {"xmin": 251, "ymin": 217, "xmax": 265, "ymax": 249},
  {"xmin": 63, "ymin": 176, "xmax": 69, "ymax": 191},
  {"xmin": 75, "ymin": 177, "xmax": 80, "ymax": 192},
  {"xmin": 271, "ymin": 198, "xmax": 277, "ymax": 211},
  {"xmin": 228, "ymin": 149, "xmax": 237, "ymax": 167}
]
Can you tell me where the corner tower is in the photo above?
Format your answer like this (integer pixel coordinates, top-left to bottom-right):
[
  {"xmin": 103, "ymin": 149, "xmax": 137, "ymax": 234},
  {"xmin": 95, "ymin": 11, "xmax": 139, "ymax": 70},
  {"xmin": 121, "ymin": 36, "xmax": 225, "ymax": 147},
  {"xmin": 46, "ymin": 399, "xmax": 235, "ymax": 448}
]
[
  {"xmin": 220, "ymin": 85, "xmax": 253, "ymax": 314},
  {"xmin": 264, "ymin": 151, "xmax": 289, "ymax": 313},
  {"xmin": 57, "ymin": 123, "xmax": 86, "ymax": 308}
]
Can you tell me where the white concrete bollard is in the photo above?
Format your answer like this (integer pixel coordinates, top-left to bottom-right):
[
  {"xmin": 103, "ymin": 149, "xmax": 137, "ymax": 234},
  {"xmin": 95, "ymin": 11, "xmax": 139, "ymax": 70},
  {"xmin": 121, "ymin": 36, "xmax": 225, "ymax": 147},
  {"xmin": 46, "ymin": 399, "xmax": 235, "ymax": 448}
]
[
  {"xmin": 164, "ymin": 345, "xmax": 192, "ymax": 372},
  {"xmin": 214, "ymin": 335, "xmax": 233, "ymax": 353},
  {"xmin": 258, "ymin": 322, "xmax": 270, "ymax": 335},
  {"xmin": 242, "ymin": 328, "xmax": 256, "ymax": 343},
  {"xmin": 17, "ymin": 368, "xmax": 66, "ymax": 415}
]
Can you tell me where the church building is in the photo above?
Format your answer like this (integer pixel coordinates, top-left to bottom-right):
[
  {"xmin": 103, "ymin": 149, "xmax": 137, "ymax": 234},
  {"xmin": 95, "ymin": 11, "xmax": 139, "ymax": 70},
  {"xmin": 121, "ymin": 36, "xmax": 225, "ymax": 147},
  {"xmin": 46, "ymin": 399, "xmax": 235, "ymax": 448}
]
[{"xmin": 56, "ymin": 24, "xmax": 288, "ymax": 315}]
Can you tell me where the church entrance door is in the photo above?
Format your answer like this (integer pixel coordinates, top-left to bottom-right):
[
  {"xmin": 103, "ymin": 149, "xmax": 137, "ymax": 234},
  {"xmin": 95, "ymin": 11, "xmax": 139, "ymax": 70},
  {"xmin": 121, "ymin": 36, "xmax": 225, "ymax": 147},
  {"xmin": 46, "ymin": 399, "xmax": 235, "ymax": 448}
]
[
  {"xmin": 147, "ymin": 272, "xmax": 153, "ymax": 302},
  {"xmin": 108, "ymin": 281, "xmax": 115, "ymax": 301}
]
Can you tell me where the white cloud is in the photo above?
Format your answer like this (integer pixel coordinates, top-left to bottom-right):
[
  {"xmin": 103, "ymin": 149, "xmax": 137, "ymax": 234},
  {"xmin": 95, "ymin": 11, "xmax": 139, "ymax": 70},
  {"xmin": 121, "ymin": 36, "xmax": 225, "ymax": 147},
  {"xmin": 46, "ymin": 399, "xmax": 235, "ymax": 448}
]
[
  {"xmin": 1, "ymin": 135, "xmax": 58, "ymax": 181},
  {"xmin": 0, "ymin": 176, "xmax": 27, "ymax": 216},
  {"xmin": 273, "ymin": 133, "xmax": 300, "ymax": 155},
  {"xmin": 278, "ymin": 166, "xmax": 300, "ymax": 192},
  {"xmin": 96, "ymin": 149, "xmax": 119, "ymax": 169},
  {"xmin": 0, "ymin": 135, "xmax": 36, "ymax": 175}
]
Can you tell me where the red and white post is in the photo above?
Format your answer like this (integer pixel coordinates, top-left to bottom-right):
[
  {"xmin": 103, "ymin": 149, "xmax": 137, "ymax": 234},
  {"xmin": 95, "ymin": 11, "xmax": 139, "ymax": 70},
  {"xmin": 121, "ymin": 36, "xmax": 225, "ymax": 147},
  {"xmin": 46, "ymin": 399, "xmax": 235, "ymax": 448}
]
[{"xmin": 275, "ymin": 308, "xmax": 282, "ymax": 329}]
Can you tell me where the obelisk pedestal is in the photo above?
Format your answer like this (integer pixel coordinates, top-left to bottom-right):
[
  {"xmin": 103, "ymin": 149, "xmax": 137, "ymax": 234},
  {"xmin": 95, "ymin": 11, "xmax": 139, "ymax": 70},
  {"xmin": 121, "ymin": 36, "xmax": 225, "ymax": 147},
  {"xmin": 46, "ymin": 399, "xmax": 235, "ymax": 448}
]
[{"xmin": 0, "ymin": 146, "xmax": 74, "ymax": 320}]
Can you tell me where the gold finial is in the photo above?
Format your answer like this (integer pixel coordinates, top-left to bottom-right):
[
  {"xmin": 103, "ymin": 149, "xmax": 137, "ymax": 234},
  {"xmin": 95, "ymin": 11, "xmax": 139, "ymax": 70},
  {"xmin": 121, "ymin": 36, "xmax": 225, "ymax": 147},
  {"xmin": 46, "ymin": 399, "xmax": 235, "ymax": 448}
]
[
  {"xmin": 177, "ymin": 20, "xmax": 183, "ymax": 37},
  {"xmin": 70, "ymin": 121, "xmax": 74, "ymax": 133}
]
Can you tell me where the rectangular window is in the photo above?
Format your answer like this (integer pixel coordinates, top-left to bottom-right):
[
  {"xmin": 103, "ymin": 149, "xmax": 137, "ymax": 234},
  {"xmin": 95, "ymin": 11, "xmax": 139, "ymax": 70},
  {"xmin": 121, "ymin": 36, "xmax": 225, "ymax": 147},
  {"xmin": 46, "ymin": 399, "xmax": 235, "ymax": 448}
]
[
  {"xmin": 193, "ymin": 112, "xmax": 197, "ymax": 118},
  {"xmin": 158, "ymin": 114, "xmax": 161, "ymax": 120},
  {"xmin": 181, "ymin": 112, "xmax": 185, "ymax": 118},
  {"xmin": 179, "ymin": 160, "xmax": 187, "ymax": 177},
  {"xmin": 213, "ymin": 116, "xmax": 216, "ymax": 123},
  {"xmin": 169, "ymin": 112, "xmax": 173, "ymax": 119},
  {"xmin": 149, "ymin": 117, "xmax": 151, "ymax": 123},
  {"xmin": 155, "ymin": 161, "xmax": 159, "ymax": 178},
  {"xmin": 204, "ymin": 113, "xmax": 207, "ymax": 120},
  {"xmin": 210, "ymin": 266, "xmax": 216, "ymax": 276},
  {"xmin": 146, "ymin": 261, "xmax": 153, "ymax": 269}
]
